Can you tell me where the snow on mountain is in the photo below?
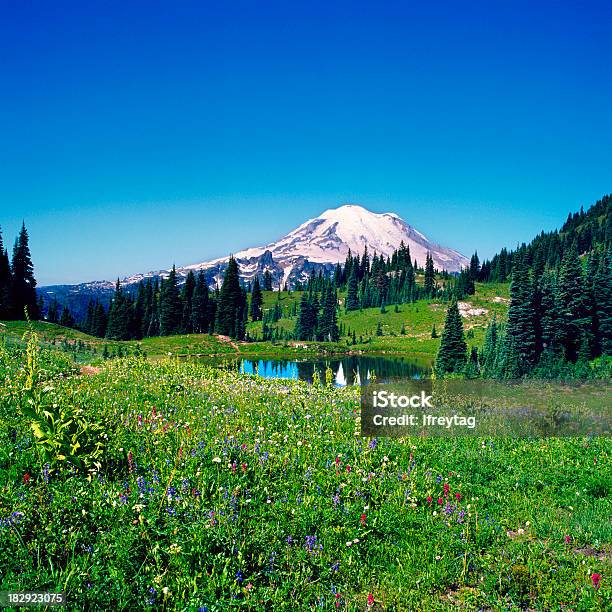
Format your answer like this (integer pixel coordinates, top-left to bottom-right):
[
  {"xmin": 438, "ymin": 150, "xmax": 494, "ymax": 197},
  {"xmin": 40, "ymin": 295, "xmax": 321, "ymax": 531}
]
[{"xmin": 39, "ymin": 204, "xmax": 469, "ymax": 318}]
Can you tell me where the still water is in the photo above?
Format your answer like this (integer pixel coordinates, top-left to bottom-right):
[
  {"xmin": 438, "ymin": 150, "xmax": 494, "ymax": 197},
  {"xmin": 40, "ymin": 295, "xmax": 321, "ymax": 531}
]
[{"xmin": 214, "ymin": 355, "xmax": 432, "ymax": 386}]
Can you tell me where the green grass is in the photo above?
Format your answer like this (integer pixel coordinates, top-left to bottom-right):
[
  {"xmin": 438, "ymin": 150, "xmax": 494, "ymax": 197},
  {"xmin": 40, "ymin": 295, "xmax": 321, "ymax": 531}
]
[
  {"xmin": 1, "ymin": 282, "xmax": 510, "ymax": 361},
  {"xmin": 0, "ymin": 340, "xmax": 609, "ymax": 610}
]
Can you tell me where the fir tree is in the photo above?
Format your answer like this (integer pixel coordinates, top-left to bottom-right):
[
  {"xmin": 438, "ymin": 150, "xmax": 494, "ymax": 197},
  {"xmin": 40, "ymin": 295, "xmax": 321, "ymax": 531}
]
[
  {"xmin": 159, "ymin": 266, "xmax": 183, "ymax": 336},
  {"xmin": 434, "ymin": 301, "xmax": 467, "ymax": 375},
  {"xmin": 431, "ymin": 324, "xmax": 438, "ymax": 338},
  {"xmin": 10, "ymin": 222, "xmax": 38, "ymax": 319},
  {"xmin": 263, "ymin": 270, "xmax": 273, "ymax": 291},
  {"xmin": 191, "ymin": 271, "xmax": 211, "ymax": 333},
  {"xmin": 499, "ymin": 257, "xmax": 536, "ymax": 376},
  {"xmin": 424, "ymin": 252, "xmax": 435, "ymax": 297},
  {"xmin": 47, "ymin": 298, "xmax": 59, "ymax": 324},
  {"xmin": 215, "ymin": 257, "xmax": 247, "ymax": 339},
  {"xmin": 181, "ymin": 270, "xmax": 196, "ymax": 333},
  {"xmin": 106, "ymin": 280, "xmax": 129, "ymax": 340},
  {"xmin": 59, "ymin": 305, "xmax": 75, "ymax": 328},
  {"xmin": 345, "ymin": 267, "xmax": 359, "ymax": 311},
  {"xmin": 0, "ymin": 226, "xmax": 12, "ymax": 319},
  {"xmin": 249, "ymin": 276, "xmax": 263, "ymax": 321}
]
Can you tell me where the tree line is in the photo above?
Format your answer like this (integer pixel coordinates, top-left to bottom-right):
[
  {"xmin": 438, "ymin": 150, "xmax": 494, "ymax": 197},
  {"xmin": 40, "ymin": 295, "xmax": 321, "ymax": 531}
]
[{"xmin": 435, "ymin": 196, "xmax": 612, "ymax": 378}]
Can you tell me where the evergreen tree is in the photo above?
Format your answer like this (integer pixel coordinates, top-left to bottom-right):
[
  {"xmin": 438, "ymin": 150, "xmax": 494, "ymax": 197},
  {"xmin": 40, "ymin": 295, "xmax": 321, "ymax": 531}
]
[
  {"xmin": 10, "ymin": 222, "xmax": 38, "ymax": 319},
  {"xmin": 294, "ymin": 291, "xmax": 318, "ymax": 341},
  {"xmin": 557, "ymin": 245, "xmax": 589, "ymax": 361},
  {"xmin": 499, "ymin": 257, "xmax": 536, "ymax": 376},
  {"xmin": 317, "ymin": 283, "xmax": 339, "ymax": 342},
  {"xmin": 215, "ymin": 257, "xmax": 247, "ymax": 339},
  {"xmin": 59, "ymin": 305, "xmax": 75, "ymax": 328},
  {"xmin": 434, "ymin": 301, "xmax": 467, "ymax": 375},
  {"xmin": 93, "ymin": 302, "xmax": 108, "ymax": 338},
  {"xmin": 0, "ymin": 226, "xmax": 12, "ymax": 319},
  {"xmin": 106, "ymin": 280, "xmax": 130, "ymax": 340},
  {"xmin": 47, "ymin": 298, "xmax": 59, "ymax": 324},
  {"xmin": 191, "ymin": 271, "xmax": 211, "ymax": 333},
  {"xmin": 181, "ymin": 270, "xmax": 196, "ymax": 333},
  {"xmin": 249, "ymin": 276, "xmax": 263, "ymax": 321},
  {"xmin": 159, "ymin": 266, "xmax": 183, "ymax": 336},
  {"xmin": 592, "ymin": 248, "xmax": 612, "ymax": 355},
  {"xmin": 480, "ymin": 315, "xmax": 498, "ymax": 376},
  {"xmin": 431, "ymin": 324, "xmax": 438, "ymax": 338},
  {"xmin": 424, "ymin": 252, "xmax": 435, "ymax": 297},
  {"xmin": 345, "ymin": 267, "xmax": 359, "ymax": 311},
  {"xmin": 263, "ymin": 270, "xmax": 273, "ymax": 291}
]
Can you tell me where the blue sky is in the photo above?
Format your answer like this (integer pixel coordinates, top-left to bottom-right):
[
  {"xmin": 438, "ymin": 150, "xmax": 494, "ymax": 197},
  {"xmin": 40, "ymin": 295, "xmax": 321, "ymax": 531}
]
[{"xmin": 1, "ymin": 0, "xmax": 611, "ymax": 285}]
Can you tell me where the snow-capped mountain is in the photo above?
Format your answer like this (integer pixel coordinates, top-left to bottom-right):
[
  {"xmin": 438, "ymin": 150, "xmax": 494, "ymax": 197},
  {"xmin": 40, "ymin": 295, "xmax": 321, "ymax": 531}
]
[{"xmin": 39, "ymin": 204, "xmax": 469, "ymax": 319}]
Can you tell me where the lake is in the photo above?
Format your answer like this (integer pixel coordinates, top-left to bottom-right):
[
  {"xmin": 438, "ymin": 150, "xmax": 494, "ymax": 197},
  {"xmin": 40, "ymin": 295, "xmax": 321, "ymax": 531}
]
[{"xmin": 209, "ymin": 355, "xmax": 432, "ymax": 385}]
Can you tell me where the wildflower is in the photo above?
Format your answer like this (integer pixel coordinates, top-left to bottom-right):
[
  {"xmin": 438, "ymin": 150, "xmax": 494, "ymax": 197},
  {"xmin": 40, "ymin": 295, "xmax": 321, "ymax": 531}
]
[
  {"xmin": 23, "ymin": 473, "xmax": 31, "ymax": 484},
  {"xmin": 330, "ymin": 561, "xmax": 340, "ymax": 572},
  {"xmin": 305, "ymin": 535, "xmax": 319, "ymax": 554},
  {"xmin": 367, "ymin": 593, "xmax": 375, "ymax": 607},
  {"xmin": 426, "ymin": 496, "xmax": 433, "ymax": 504},
  {"xmin": 42, "ymin": 463, "xmax": 50, "ymax": 484},
  {"xmin": 437, "ymin": 497, "xmax": 443, "ymax": 505},
  {"xmin": 368, "ymin": 438, "xmax": 378, "ymax": 450},
  {"xmin": 128, "ymin": 451, "xmax": 134, "ymax": 473},
  {"xmin": 235, "ymin": 570, "xmax": 244, "ymax": 584},
  {"xmin": 443, "ymin": 483, "xmax": 450, "ymax": 497},
  {"xmin": 455, "ymin": 492, "xmax": 461, "ymax": 501},
  {"xmin": 286, "ymin": 536, "xmax": 293, "ymax": 545},
  {"xmin": 360, "ymin": 513, "xmax": 367, "ymax": 526},
  {"xmin": 564, "ymin": 535, "xmax": 571, "ymax": 544},
  {"xmin": 591, "ymin": 573, "xmax": 601, "ymax": 590},
  {"xmin": 346, "ymin": 464, "xmax": 351, "ymax": 473},
  {"xmin": 212, "ymin": 457, "xmax": 222, "ymax": 463}
]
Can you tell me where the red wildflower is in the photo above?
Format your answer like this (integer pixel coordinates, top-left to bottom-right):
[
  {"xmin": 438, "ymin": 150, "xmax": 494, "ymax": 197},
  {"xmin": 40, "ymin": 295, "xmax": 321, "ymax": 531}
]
[
  {"xmin": 455, "ymin": 492, "xmax": 461, "ymax": 501},
  {"xmin": 367, "ymin": 593, "xmax": 375, "ymax": 607},
  {"xmin": 335, "ymin": 456, "xmax": 341, "ymax": 466},
  {"xmin": 360, "ymin": 513, "xmax": 366, "ymax": 526},
  {"xmin": 564, "ymin": 535, "xmax": 571, "ymax": 544},
  {"xmin": 591, "ymin": 573, "xmax": 601, "ymax": 590},
  {"xmin": 426, "ymin": 496, "xmax": 433, "ymax": 504},
  {"xmin": 443, "ymin": 483, "xmax": 450, "ymax": 497},
  {"xmin": 437, "ymin": 497, "xmax": 443, "ymax": 505},
  {"xmin": 346, "ymin": 464, "xmax": 351, "ymax": 473},
  {"xmin": 241, "ymin": 462, "xmax": 247, "ymax": 473},
  {"xmin": 127, "ymin": 450, "xmax": 134, "ymax": 473},
  {"xmin": 23, "ymin": 473, "xmax": 31, "ymax": 484}
]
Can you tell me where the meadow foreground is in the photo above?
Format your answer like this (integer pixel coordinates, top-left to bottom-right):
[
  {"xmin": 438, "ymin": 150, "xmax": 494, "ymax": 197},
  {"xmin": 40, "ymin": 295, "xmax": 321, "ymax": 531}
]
[{"xmin": 0, "ymin": 339, "xmax": 609, "ymax": 610}]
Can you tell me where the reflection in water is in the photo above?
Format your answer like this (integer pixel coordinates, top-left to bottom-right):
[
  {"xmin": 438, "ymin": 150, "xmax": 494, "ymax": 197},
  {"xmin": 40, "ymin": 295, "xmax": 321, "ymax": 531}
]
[{"xmin": 214, "ymin": 355, "xmax": 432, "ymax": 386}]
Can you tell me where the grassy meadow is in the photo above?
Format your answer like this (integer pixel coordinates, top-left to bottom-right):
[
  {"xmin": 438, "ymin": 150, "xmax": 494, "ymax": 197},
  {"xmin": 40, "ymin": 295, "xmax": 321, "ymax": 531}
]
[{"xmin": 0, "ymin": 326, "xmax": 610, "ymax": 610}]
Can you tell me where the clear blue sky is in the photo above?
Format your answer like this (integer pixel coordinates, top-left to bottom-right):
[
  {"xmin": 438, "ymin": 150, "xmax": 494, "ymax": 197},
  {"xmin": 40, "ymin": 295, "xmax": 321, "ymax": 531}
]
[{"xmin": 1, "ymin": 0, "xmax": 610, "ymax": 285}]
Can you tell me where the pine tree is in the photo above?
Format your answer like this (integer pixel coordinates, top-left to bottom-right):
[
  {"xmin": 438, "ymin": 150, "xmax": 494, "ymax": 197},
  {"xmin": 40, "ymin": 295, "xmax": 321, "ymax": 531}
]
[
  {"xmin": 10, "ymin": 222, "xmax": 38, "ymax": 319},
  {"xmin": 215, "ymin": 257, "xmax": 247, "ymax": 339},
  {"xmin": 159, "ymin": 266, "xmax": 183, "ymax": 336},
  {"xmin": 249, "ymin": 276, "xmax": 263, "ymax": 321},
  {"xmin": 106, "ymin": 280, "xmax": 129, "ymax": 340},
  {"xmin": 431, "ymin": 324, "xmax": 438, "ymax": 338},
  {"xmin": 434, "ymin": 301, "xmax": 467, "ymax": 375},
  {"xmin": 557, "ymin": 245, "xmax": 589, "ymax": 361},
  {"xmin": 191, "ymin": 271, "xmax": 211, "ymax": 333},
  {"xmin": 181, "ymin": 270, "xmax": 196, "ymax": 333},
  {"xmin": 345, "ymin": 267, "xmax": 359, "ymax": 311},
  {"xmin": 263, "ymin": 270, "xmax": 273, "ymax": 291},
  {"xmin": 93, "ymin": 302, "xmax": 108, "ymax": 338},
  {"xmin": 593, "ymin": 248, "xmax": 612, "ymax": 355},
  {"xmin": 424, "ymin": 252, "xmax": 435, "ymax": 297},
  {"xmin": 59, "ymin": 305, "xmax": 75, "ymax": 328},
  {"xmin": 47, "ymin": 298, "xmax": 59, "ymax": 324},
  {"xmin": 317, "ymin": 283, "xmax": 339, "ymax": 342},
  {"xmin": 499, "ymin": 257, "xmax": 536, "ymax": 376},
  {"xmin": 375, "ymin": 320, "xmax": 383, "ymax": 336},
  {"xmin": 0, "ymin": 226, "xmax": 12, "ymax": 319},
  {"xmin": 480, "ymin": 314, "xmax": 498, "ymax": 376}
]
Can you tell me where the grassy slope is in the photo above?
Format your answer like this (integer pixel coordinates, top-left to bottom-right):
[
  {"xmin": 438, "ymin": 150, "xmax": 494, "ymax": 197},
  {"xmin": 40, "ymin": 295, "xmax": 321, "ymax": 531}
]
[{"xmin": 0, "ymin": 282, "xmax": 510, "ymax": 359}]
